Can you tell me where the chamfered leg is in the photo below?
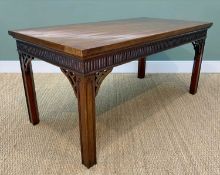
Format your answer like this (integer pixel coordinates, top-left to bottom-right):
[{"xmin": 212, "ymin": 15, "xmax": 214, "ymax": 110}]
[
  {"xmin": 138, "ymin": 57, "xmax": 146, "ymax": 79},
  {"xmin": 61, "ymin": 68, "xmax": 112, "ymax": 168},
  {"xmin": 190, "ymin": 39, "xmax": 205, "ymax": 95},
  {"xmin": 19, "ymin": 53, "xmax": 39, "ymax": 125},
  {"xmin": 77, "ymin": 75, "xmax": 97, "ymax": 168}
]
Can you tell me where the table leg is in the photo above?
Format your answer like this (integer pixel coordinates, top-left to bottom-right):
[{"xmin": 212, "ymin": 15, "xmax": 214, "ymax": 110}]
[
  {"xmin": 138, "ymin": 57, "xmax": 146, "ymax": 79},
  {"xmin": 77, "ymin": 76, "xmax": 96, "ymax": 168},
  {"xmin": 19, "ymin": 53, "xmax": 39, "ymax": 125},
  {"xmin": 61, "ymin": 68, "xmax": 112, "ymax": 168},
  {"xmin": 190, "ymin": 39, "xmax": 205, "ymax": 95}
]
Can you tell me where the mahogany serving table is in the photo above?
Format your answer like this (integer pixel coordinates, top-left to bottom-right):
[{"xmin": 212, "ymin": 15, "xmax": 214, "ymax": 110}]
[{"xmin": 8, "ymin": 18, "xmax": 212, "ymax": 168}]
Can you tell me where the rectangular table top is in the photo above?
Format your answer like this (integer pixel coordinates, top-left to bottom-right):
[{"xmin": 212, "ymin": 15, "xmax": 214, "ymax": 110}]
[{"xmin": 9, "ymin": 17, "xmax": 212, "ymax": 59}]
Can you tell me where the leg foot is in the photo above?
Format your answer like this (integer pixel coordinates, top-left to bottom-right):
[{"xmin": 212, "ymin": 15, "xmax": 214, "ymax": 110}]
[
  {"xmin": 190, "ymin": 39, "xmax": 205, "ymax": 95},
  {"xmin": 19, "ymin": 53, "xmax": 39, "ymax": 125},
  {"xmin": 138, "ymin": 57, "xmax": 146, "ymax": 79}
]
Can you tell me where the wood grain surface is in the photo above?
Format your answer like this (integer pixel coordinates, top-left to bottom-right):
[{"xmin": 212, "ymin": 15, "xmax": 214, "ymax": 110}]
[{"xmin": 9, "ymin": 18, "xmax": 212, "ymax": 59}]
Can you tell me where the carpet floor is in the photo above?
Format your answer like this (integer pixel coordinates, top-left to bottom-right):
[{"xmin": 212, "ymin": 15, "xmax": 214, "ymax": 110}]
[{"xmin": 0, "ymin": 73, "xmax": 220, "ymax": 175}]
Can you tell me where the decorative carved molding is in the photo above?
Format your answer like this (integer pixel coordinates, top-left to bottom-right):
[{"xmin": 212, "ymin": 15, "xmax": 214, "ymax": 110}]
[
  {"xmin": 60, "ymin": 68, "xmax": 79, "ymax": 97},
  {"xmin": 192, "ymin": 39, "xmax": 205, "ymax": 55},
  {"xmin": 17, "ymin": 29, "xmax": 207, "ymax": 75},
  {"xmin": 84, "ymin": 29, "xmax": 207, "ymax": 73},
  {"xmin": 94, "ymin": 68, "xmax": 113, "ymax": 96},
  {"xmin": 19, "ymin": 52, "xmax": 34, "ymax": 71},
  {"xmin": 61, "ymin": 68, "xmax": 112, "ymax": 97},
  {"xmin": 17, "ymin": 41, "xmax": 84, "ymax": 74}
]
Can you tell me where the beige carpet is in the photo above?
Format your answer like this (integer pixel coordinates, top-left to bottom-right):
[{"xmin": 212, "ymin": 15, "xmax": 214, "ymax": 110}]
[{"xmin": 0, "ymin": 73, "xmax": 220, "ymax": 175}]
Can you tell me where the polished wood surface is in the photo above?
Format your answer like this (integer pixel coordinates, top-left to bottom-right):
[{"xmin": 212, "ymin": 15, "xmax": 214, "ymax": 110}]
[
  {"xmin": 9, "ymin": 17, "xmax": 213, "ymax": 169},
  {"xmin": 9, "ymin": 18, "xmax": 212, "ymax": 59}
]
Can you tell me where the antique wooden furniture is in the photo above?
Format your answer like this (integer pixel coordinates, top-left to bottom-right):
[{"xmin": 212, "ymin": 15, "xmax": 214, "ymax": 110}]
[{"xmin": 8, "ymin": 18, "xmax": 212, "ymax": 168}]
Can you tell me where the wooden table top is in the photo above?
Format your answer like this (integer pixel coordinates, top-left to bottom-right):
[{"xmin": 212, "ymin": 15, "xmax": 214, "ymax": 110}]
[{"xmin": 9, "ymin": 18, "xmax": 212, "ymax": 59}]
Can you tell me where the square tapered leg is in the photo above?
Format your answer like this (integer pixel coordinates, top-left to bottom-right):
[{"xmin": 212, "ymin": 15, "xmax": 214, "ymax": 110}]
[
  {"xmin": 190, "ymin": 39, "xmax": 205, "ymax": 94},
  {"xmin": 138, "ymin": 57, "xmax": 146, "ymax": 79},
  {"xmin": 19, "ymin": 53, "xmax": 39, "ymax": 125},
  {"xmin": 77, "ymin": 76, "xmax": 97, "ymax": 168}
]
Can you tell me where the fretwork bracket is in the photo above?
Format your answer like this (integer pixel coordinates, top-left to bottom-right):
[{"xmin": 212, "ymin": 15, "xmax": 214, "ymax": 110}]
[
  {"xmin": 192, "ymin": 39, "xmax": 205, "ymax": 55},
  {"xmin": 61, "ymin": 68, "xmax": 113, "ymax": 98},
  {"xmin": 19, "ymin": 52, "xmax": 34, "ymax": 72}
]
